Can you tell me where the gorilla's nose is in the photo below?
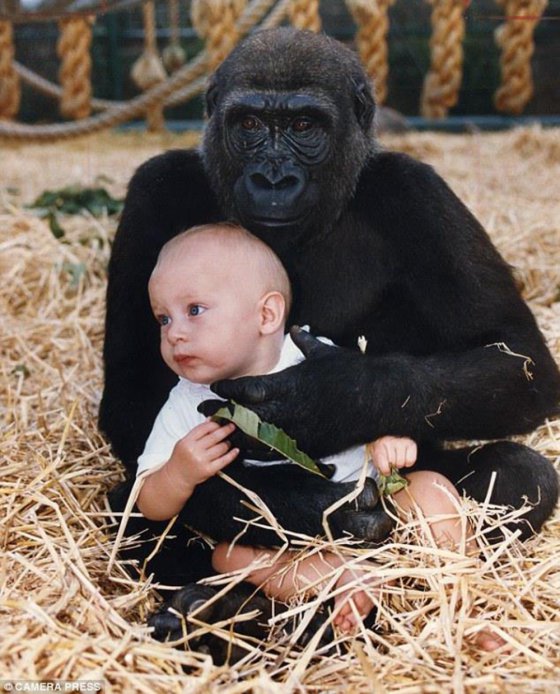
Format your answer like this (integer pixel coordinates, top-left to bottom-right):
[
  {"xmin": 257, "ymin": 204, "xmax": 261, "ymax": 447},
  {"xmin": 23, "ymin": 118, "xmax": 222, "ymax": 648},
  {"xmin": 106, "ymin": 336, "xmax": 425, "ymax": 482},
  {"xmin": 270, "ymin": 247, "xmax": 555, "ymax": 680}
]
[
  {"xmin": 244, "ymin": 162, "xmax": 306, "ymax": 212},
  {"xmin": 249, "ymin": 171, "xmax": 301, "ymax": 192}
]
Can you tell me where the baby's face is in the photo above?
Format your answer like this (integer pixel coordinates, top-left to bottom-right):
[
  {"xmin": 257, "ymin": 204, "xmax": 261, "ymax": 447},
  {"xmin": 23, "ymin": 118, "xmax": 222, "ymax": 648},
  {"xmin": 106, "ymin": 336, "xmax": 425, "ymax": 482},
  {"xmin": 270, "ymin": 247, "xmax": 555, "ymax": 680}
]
[{"xmin": 149, "ymin": 242, "xmax": 266, "ymax": 384}]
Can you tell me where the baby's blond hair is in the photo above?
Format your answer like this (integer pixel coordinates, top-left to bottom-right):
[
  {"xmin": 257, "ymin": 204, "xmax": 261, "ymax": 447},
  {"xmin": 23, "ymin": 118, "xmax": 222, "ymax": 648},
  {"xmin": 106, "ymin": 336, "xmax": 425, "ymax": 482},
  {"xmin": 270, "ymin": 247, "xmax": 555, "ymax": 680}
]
[{"xmin": 155, "ymin": 222, "xmax": 292, "ymax": 315}]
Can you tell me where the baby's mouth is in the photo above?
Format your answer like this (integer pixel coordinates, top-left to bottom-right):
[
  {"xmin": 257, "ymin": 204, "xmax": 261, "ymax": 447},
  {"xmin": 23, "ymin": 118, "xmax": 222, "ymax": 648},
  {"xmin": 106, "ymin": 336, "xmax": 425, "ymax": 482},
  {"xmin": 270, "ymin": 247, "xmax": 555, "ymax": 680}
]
[{"xmin": 175, "ymin": 353, "xmax": 194, "ymax": 364}]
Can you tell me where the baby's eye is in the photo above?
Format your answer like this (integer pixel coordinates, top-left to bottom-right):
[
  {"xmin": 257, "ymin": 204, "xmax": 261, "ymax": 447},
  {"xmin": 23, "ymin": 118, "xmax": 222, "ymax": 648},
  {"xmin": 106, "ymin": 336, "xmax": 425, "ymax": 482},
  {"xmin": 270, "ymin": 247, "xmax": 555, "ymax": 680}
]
[
  {"xmin": 188, "ymin": 305, "xmax": 206, "ymax": 317},
  {"xmin": 156, "ymin": 314, "xmax": 170, "ymax": 326}
]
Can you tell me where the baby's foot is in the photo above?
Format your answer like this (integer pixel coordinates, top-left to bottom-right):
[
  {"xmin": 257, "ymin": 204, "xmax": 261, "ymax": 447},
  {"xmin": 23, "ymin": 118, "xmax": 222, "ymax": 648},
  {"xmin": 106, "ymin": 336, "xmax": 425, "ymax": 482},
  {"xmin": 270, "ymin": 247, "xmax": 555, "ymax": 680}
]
[
  {"xmin": 332, "ymin": 565, "xmax": 379, "ymax": 634},
  {"xmin": 474, "ymin": 627, "xmax": 508, "ymax": 652}
]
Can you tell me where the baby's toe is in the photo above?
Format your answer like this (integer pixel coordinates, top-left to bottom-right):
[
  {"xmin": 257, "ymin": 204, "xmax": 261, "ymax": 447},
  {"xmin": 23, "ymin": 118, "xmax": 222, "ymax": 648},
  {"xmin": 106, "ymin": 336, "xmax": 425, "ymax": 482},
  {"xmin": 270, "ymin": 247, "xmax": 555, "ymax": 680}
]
[{"xmin": 475, "ymin": 629, "xmax": 508, "ymax": 652}]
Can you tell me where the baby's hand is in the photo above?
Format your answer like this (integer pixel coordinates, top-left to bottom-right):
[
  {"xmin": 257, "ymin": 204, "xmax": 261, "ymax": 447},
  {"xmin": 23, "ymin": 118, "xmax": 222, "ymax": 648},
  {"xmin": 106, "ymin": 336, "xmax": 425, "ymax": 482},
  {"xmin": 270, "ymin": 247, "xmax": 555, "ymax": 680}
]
[
  {"xmin": 369, "ymin": 436, "xmax": 417, "ymax": 476},
  {"xmin": 169, "ymin": 420, "xmax": 239, "ymax": 489}
]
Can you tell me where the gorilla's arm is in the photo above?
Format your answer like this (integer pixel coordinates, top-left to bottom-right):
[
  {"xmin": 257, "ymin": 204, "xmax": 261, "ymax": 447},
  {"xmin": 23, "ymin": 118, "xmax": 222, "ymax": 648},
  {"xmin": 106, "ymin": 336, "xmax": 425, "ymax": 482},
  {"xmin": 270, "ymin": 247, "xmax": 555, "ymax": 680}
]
[
  {"xmin": 99, "ymin": 150, "xmax": 222, "ymax": 471},
  {"xmin": 207, "ymin": 153, "xmax": 560, "ymax": 459},
  {"xmin": 100, "ymin": 149, "xmax": 391, "ymax": 544}
]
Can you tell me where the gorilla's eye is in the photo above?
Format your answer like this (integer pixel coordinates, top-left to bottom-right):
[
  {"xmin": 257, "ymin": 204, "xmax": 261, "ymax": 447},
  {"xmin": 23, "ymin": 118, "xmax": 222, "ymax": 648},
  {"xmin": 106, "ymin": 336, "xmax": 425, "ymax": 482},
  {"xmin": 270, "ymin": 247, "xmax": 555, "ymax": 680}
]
[
  {"xmin": 241, "ymin": 116, "xmax": 260, "ymax": 131},
  {"xmin": 292, "ymin": 117, "xmax": 314, "ymax": 133}
]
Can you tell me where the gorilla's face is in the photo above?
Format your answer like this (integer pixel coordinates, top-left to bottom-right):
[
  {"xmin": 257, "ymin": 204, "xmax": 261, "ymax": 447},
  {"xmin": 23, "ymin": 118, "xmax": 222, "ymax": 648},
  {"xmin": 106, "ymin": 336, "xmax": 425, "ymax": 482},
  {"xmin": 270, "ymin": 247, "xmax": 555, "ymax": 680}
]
[
  {"xmin": 224, "ymin": 91, "xmax": 332, "ymax": 236},
  {"xmin": 201, "ymin": 28, "xmax": 375, "ymax": 257}
]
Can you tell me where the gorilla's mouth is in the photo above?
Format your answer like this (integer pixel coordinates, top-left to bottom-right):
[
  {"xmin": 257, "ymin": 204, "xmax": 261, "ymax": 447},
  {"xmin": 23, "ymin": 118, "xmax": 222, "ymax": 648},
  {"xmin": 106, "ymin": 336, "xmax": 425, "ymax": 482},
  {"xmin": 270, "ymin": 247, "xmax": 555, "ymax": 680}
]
[
  {"xmin": 233, "ymin": 174, "xmax": 317, "ymax": 235},
  {"xmin": 245, "ymin": 211, "xmax": 313, "ymax": 238},
  {"xmin": 250, "ymin": 214, "xmax": 306, "ymax": 229}
]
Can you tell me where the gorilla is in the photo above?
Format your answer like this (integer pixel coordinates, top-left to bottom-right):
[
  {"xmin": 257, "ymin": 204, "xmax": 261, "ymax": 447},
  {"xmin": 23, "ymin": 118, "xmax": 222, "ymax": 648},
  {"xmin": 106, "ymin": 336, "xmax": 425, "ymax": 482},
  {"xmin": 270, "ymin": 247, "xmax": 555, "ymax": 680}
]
[{"xmin": 100, "ymin": 29, "xmax": 560, "ymax": 657}]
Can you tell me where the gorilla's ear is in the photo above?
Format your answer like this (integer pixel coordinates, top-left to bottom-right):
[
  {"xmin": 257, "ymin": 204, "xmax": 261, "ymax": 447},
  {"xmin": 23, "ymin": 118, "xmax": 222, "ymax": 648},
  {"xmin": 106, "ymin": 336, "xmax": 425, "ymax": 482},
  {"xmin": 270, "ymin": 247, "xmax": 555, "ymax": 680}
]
[
  {"xmin": 205, "ymin": 77, "xmax": 220, "ymax": 118},
  {"xmin": 352, "ymin": 78, "xmax": 375, "ymax": 133}
]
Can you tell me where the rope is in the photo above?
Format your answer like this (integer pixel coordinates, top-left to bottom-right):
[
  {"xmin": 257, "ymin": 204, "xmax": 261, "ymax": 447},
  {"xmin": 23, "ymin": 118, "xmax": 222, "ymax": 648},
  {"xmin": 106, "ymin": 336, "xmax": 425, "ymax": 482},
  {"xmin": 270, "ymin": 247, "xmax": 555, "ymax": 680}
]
[
  {"xmin": 12, "ymin": 0, "xmax": 284, "ymax": 112},
  {"xmin": 162, "ymin": 0, "xmax": 186, "ymax": 73},
  {"xmin": 0, "ymin": 20, "xmax": 20, "ymax": 119},
  {"xmin": 0, "ymin": 0, "xmax": 277, "ymax": 141},
  {"xmin": 14, "ymin": 57, "xmax": 206, "ymax": 111},
  {"xmin": 56, "ymin": 17, "xmax": 94, "ymax": 120},
  {"xmin": 2, "ymin": 0, "xmax": 145, "ymax": 24},
  {"xmin": 346, "ymin": 0, "xmax": 395, "ymax": 105},
  {"xmin": 14, "ymin": 60, "xmax": 117, "ymax": 111},
  {"xmin": 288, "ymin": 0, "xmax": 321, "ymax": 31},
  {"xmin": 131, "ymin": 1, "xmax": 167, "ymax": 131},
  {"xmin": 420, "ymin": 0, "xmax": 465, "ymax": 119},
  {"xmin": 12, "ymin": 0, "xmax": 286, "ymax": 111},
  {"xmin": 0, "ymin": 54, "xmax": 208, "ymax": 142},
  {"xmin": 191, "ymin": 0, "xmax": 247, "ymax": 70},
  {"xmin": 494, "ymin": 0, "xmax": 547, "ymax": 115},
  {"xmin": 260, "ymin": 0, "xmax": 291, "ymax": 29}
]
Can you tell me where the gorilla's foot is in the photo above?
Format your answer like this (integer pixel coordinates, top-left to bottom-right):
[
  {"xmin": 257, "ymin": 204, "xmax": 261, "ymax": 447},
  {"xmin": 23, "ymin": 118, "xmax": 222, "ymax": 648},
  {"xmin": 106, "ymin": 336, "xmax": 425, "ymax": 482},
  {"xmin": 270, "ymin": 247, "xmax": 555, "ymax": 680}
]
[
  {"xmin": 335, "ymin": 509, "xmax": 394, "ymax": 544},
  {"xmin": 330, "ymin": 477, "xmax": 394, "ymax": 543},
  {"xmin": 148, "ymin": 582, "xmax": 273, "ymax": 664}
]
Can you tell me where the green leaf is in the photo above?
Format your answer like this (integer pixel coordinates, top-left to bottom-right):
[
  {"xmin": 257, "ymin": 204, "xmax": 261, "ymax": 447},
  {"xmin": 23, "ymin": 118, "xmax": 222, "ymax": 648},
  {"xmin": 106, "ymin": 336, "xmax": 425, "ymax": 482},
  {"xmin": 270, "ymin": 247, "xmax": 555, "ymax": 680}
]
[
  {"xmin": 47, "ymin": 210, "xmax": 65, "ymax": 239},
  {"xmin": 62, "ymin": 261, "xmax": 86, "ymax": 288},
  {"xmin": 28, "ymin": 185, "xmax": 124, "ymax": 219},
  {"xmin": 11, "ymin": 364, "xmax": 30, "ymax": 378},
  {"xmin": 212, "ymin": 401, "xmax": 326, "ymax": 477},
  {"xmin": 378, "ymin": 467, "xmax": 409, "ymax": 497}
]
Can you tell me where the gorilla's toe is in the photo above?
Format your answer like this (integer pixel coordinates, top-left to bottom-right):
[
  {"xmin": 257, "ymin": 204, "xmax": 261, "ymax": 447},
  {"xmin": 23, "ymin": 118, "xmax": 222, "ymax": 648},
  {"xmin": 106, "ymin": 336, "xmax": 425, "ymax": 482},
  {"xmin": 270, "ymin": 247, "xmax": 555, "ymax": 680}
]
[
  {"xmin": 354, "ymin": 477, "xmax": 380, "ymax": 510},
  {"xmin": 338, "ymin": 508, "xmax": 394, "ymax": 543},
  {"xmin": 330, "ymin": 478, "xmax": 393, "ymax": 542},
  {"xmin": 296, "ymin": 602, "xmax": 335, "ymax": 648},
  {"xmin": 169, "ymin": 583, "xmax": 218, "ymax": 619},
  {"xmin": 148, "ymin": 584, "xmax": 219, "ymax": 642},
  {"xmin": 148, "ymin": 606, "xmax": 185, "ymax": 642}
]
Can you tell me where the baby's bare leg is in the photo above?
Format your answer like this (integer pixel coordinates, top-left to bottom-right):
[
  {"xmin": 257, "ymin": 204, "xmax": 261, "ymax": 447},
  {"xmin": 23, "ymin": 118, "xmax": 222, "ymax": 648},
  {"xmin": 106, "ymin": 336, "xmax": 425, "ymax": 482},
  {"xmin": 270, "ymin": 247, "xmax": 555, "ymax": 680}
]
[
  {"xmin": 392, "ymin": 471, "xmax": 506, "ymax": 651},
  {"xmin": 392, "ymin": 470, "xmax": 475, "ymax": 552},
  {"xmin": 212, "ymin": 543, "xmax": 377, "ymax": 633},
  {"xmin": 213, "ymin": 543, "xmax": 341, "ymax": 602}
]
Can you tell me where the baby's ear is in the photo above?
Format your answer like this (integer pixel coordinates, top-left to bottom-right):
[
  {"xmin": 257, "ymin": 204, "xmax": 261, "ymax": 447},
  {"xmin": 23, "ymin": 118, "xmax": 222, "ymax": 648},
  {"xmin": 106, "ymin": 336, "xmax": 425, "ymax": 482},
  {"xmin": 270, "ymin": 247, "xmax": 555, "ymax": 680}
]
[{"xmin": 259, "ymin": 291, "xmax": 286, "ymax": 335}]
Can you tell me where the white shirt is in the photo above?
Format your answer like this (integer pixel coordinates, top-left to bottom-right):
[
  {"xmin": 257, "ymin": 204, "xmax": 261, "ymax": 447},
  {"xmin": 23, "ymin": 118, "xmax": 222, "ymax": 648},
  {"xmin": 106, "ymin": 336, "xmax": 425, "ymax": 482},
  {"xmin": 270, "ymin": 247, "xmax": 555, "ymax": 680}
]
[{"xmin": 137, "ymin": 333, "xmax": 378, "ymax": 484}]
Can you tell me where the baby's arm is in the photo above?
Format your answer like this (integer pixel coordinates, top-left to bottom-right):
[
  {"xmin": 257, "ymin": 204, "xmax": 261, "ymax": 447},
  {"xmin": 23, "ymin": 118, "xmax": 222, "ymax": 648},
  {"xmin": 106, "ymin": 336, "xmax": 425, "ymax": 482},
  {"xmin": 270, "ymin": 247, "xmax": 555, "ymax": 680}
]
[
  {"xmin": 369, "ymin": 435, "xmax": 417, "ymax": 476},
  {"xmin": 137, "ymin": 420, "xmax": 238, "ymax": 521}
]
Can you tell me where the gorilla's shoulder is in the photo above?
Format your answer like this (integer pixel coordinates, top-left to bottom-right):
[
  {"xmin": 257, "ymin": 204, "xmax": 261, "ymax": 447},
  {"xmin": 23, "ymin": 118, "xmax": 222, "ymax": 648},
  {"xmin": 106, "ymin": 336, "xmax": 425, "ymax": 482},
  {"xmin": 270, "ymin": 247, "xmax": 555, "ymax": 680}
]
[
  {"xmin": 123, "ymin": 148, "xmax": 219, "ymax": 220},
  {"xmin": 355, "ymin": 150, "xmax": 459, "ymax": 223},
  {"xmin": 128, "ymin": 149, "xmax": 209, "ymax": 196},
  {"xmin": 360, "ymin": 150, "xmax": 442, "ymax": 194}
]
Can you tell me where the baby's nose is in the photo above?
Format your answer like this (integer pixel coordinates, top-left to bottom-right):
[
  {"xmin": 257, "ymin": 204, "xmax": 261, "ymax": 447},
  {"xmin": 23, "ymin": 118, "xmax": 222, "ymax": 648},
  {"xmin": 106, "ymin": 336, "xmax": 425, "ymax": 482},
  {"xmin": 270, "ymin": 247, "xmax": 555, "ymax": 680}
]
[{"xmin": 168, "ymin": 319, "xmax": 189, "ymax": 343}]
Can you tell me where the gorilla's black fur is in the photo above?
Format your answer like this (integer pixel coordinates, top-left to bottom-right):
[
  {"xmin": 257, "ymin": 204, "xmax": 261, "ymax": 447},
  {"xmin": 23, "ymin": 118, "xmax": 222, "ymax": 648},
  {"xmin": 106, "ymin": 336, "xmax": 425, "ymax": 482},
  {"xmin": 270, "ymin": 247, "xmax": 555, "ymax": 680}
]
[{"xmin": 101, "ymin": 29, "xmax": 560, "ymax": 660}]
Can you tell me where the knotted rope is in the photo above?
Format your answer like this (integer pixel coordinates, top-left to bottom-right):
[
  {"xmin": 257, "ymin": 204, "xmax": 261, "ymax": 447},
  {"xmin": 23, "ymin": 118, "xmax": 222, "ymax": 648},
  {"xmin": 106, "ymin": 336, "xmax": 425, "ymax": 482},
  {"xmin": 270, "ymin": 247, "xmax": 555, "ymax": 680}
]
[
  {"xmin": 420, "ymin": 0, "xmax": 465, "ymax": 119},
  {"xmin": 191, "ymin": 0, "xmax": 247, "ymax": 70},
  {"xmin": 0, "ymin": 20, "xmax": 20, "ymax": 119},
  {"xmin": 494, "ymin": 0, "xmax": 547, "ymax": 114},
  {"xmin": 57, "ymin": 17, "xmax": 94, "ymax": 120},
  {"xmin": 131, "ymin": 1, "xmax": 167, "ymax": 130},
  {"xmin": 346, "ymin": 0, "xmax": 394, "ymax": 105},
  {"xmin": 260, "ymin": 0, "xmax": 291, "ymax": 28},
  {"xmin": 288, "ymin": 0, "xmax": 321, "ymax": 31},
  {"xmin": 0, "ymin": 0, "xmax": 280, "ymax": 141},
  {"xmin": 162, "ymin": 0, "xmax": 186, "ymax": 72}
]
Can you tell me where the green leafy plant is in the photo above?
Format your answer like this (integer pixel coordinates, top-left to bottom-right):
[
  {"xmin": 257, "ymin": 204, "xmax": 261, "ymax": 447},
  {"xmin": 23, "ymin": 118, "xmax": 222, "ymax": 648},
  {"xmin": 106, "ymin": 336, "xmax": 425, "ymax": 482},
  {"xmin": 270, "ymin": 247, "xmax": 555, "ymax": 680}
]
[
  {"xmin": 213, "ymin": 400, "xmax": 410, "ymax": 497},
  {"xmin": 28, "ymin": 185, "xmax": 124, "ymax": 239},
  {"xmin": 378, "ymin": 467, "xmax": 409, "ymax": 496},
  {"xmin": 212, "ymin": 401, "xmax": 326, "ymax": 477}
]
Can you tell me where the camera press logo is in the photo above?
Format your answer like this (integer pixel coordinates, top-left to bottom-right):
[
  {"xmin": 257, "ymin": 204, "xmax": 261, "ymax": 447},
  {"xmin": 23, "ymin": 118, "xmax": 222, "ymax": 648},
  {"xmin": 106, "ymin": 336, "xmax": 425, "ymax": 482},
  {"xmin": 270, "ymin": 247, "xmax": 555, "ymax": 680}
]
[{"xmin": 1, "ymin": 682, "xmax": 103, "ymax": 692}]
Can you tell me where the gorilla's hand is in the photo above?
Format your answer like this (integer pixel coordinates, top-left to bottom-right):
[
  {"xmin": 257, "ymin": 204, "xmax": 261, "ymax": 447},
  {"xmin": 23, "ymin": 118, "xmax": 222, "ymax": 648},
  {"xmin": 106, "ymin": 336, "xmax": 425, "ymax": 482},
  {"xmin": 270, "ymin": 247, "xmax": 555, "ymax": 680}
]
[
  {"xmin": 198, "ymin": 398, "xmax": 289, "ymax": 462},
  {"xmin": 199, "ymin": 326, "xmax": 373, "ymax": 459}
]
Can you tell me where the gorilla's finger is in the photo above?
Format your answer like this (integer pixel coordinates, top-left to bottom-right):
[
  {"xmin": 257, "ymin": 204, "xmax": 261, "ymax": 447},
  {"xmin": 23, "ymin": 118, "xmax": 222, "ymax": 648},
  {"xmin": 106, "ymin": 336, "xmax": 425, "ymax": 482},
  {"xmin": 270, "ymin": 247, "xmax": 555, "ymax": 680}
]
[
  {"xmin": 211, "ymin": 375, "xmax": 275, "ymax": 403},
  {"xmin": 197, "ymin": 399, "xmax": 230, "ymax": 418},
  {"xmin": 290, "ymin": 325, "xmax": 336, "ymax": 359}
]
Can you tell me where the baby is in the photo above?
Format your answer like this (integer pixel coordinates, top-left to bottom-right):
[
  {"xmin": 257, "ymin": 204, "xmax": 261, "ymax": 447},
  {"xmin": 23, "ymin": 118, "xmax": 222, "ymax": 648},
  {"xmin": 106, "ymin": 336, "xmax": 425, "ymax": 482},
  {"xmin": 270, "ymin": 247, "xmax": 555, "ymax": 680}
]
[{"xmin": 136, "ymin": 222, "xmax": 503, "ymax": 649}]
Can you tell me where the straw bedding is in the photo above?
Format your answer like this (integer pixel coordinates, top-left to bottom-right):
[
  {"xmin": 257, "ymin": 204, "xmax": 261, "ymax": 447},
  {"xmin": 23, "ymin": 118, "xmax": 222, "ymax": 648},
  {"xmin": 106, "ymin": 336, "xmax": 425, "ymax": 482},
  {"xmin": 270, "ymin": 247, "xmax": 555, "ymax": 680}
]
[{"xmin": 1, "ymin": 127, "xmax": 559, "ymax": 693}]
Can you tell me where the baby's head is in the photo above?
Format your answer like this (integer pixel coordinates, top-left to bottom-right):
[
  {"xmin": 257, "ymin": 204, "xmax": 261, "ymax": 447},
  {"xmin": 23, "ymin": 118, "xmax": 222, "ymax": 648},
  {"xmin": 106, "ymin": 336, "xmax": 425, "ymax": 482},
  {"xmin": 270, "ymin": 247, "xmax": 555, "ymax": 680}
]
[{"xmin": 148, "ymin": 222, "xmax": 291, "ymax": 384}]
